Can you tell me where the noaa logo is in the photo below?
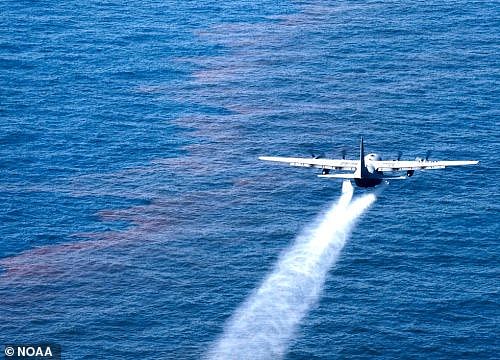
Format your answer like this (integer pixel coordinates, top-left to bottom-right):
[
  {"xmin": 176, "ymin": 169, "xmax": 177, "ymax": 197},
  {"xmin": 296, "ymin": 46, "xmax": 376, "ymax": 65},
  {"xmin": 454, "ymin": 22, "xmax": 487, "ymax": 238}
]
[{"xmin": 4, "ymin": 344, "xmax": 60, "ymax": 359}]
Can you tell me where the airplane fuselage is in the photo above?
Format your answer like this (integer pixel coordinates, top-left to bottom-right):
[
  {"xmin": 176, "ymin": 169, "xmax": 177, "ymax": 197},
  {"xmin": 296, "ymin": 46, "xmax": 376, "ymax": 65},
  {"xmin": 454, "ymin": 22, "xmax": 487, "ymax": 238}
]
[
  {"xmin": 354, "ymin": 177, "xmax": 383, "ymax": 188},
  {"xmin": 354, "ymin": 148, "xmax": 386, "ymax": 187}
]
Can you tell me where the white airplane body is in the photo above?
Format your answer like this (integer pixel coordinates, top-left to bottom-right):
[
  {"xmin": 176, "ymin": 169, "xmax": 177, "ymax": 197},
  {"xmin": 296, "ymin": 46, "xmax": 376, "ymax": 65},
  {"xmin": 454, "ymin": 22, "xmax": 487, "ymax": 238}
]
[{"xmin": 259, "ymin": 138, "xmax": 478, "ymax": 188}]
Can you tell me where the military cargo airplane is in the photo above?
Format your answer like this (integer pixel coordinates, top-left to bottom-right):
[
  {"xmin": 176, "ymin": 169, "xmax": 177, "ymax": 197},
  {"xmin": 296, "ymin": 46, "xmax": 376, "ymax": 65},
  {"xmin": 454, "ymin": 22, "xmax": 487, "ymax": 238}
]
[{"xmin": 259, "ymin": 138, "xmax": 479, "ymax": 188}]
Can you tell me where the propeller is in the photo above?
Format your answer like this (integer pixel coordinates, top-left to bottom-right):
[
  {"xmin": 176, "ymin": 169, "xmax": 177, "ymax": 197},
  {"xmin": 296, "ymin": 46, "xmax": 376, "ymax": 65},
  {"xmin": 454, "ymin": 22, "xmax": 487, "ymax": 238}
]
[
  {"xmin": 396, "ymin": 151, "xmax": 403, "ymax": 161},
  {"xmin": 309, "ymin": 151, "xmax": 325, "ymax": 159},
  {"xmin": 308, "ymin": 146, "xmax": 346, "ymax": 160},
  {"xmin": 415, "ymin": 150, "xmax": 432, "ymax": 162}
]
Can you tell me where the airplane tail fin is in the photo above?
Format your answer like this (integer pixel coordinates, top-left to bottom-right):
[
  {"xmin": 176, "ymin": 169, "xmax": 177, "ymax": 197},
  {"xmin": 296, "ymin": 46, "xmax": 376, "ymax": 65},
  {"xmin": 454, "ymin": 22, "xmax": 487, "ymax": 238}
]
[
  {"xmin": 359, "ymin": 137, "xmax": 365, "ymax": 169},
  {"xmin": 357, "ymin": 137, "xmax": 368, "ymax": 177}
]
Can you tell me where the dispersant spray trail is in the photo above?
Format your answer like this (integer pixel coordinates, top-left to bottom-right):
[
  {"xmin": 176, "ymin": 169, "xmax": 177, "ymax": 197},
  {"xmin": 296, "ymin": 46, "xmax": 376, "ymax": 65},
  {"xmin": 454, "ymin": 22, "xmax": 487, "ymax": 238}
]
[{"xmin": 207, "ymin": 181, "xmax": 378, "ymax": 360}]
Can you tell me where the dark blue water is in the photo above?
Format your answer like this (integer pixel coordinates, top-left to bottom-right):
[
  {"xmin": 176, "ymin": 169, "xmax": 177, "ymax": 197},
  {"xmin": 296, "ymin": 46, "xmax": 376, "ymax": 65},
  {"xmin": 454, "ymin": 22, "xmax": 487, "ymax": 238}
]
[{"xmin": 1, "ymin": 1, "xmax": 498, "ymax": 359}]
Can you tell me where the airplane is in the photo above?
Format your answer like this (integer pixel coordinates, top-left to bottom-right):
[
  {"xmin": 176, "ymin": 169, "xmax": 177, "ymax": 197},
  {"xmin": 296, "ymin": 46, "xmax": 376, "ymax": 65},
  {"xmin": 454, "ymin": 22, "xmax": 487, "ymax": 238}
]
[{"xmin": 259, "ymin": 138, "xmax": 479, "ymax": 188}]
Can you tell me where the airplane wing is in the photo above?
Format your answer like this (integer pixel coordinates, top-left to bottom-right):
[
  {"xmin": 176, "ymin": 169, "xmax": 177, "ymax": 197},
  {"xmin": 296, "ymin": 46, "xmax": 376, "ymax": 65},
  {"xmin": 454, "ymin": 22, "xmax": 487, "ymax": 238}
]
[
  {"xmin": 373, "ymin": 160, "xmax": 479, "ymax": 172},
  {"xmin": 258, "ymin": 156, "xmax": 358, "ymax": 171}
]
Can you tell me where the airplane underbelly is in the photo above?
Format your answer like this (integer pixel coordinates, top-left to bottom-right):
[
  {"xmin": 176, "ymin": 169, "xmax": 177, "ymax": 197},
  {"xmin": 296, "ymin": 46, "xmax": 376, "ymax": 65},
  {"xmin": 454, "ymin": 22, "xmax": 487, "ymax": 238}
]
[{"xmin": 354, "ymin": 178, "xmax": 383, "ymax": 188}]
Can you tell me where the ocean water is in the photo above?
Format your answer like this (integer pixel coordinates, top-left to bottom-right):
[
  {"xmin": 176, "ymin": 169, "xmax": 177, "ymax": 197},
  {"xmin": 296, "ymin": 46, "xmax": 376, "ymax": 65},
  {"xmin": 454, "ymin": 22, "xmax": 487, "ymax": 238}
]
[{"xmin": 0, "ymin": 1, "xmax": 498, "ymax": 359}]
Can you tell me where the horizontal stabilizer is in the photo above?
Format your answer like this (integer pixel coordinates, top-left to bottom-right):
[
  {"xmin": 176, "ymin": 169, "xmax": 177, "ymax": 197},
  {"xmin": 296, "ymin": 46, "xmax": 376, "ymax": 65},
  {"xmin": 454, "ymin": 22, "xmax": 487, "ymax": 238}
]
[
  {"xmin": 318, "ymin": 173, "xmax": 357, "ymax": 179},
  {"xmin": 380, "ymin": 175, "xmax": 408, "ymax": 180}
]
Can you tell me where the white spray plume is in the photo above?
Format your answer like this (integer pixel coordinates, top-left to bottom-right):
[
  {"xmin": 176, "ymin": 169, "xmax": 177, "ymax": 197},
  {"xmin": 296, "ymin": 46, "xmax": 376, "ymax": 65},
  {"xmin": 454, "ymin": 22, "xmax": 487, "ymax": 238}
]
[{"xmin": 207, "ymin": 181, "xmax": 377, "ymax": 360}]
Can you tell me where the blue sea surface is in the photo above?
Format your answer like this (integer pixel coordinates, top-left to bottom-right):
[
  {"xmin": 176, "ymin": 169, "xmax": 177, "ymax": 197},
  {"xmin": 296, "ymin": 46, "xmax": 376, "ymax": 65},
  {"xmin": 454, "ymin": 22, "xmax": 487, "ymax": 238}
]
[{"xmin": 1, "ymin": 1, "xmax": 498, "ymax": 359}]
